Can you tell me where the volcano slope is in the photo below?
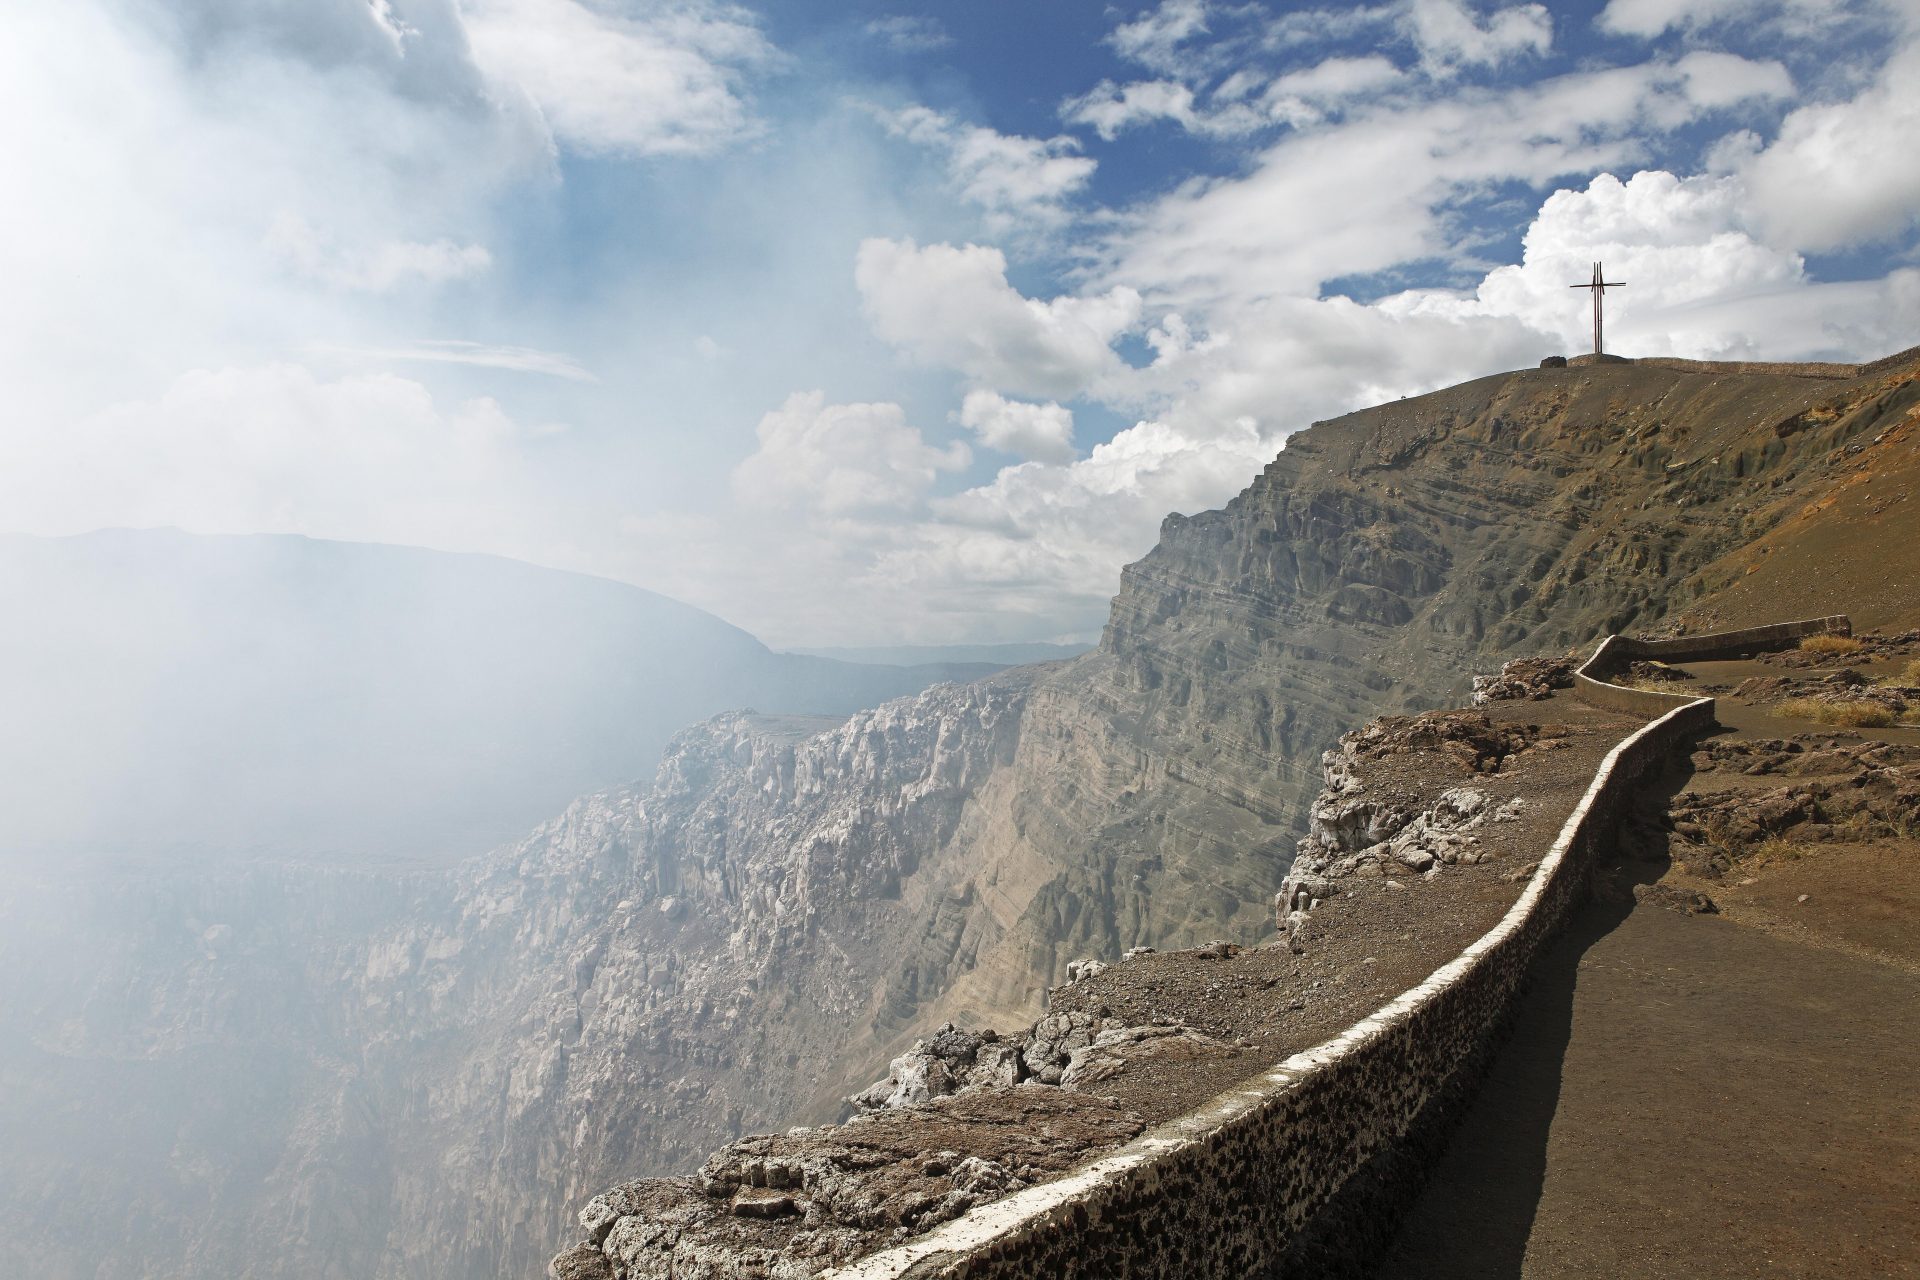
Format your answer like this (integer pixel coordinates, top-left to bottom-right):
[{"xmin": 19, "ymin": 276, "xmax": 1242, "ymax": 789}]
[
  {"xmin": 501, "ymin": 351, "xmax": 1920, "ymax": 1275},
  {"xmin": 912, "ymin": 348, "xmax": 1920, "ymax": 1032},
  {"xmin": 12, "ymin": 353, "xmax": 1916, "ymax": 1280},
  {"xmin": 515, "ymin": 352, "xmax": 1920, "ymax": 1278}
]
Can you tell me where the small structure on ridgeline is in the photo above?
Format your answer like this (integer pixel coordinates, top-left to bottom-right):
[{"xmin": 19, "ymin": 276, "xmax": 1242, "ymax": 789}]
[{"xmin": 1569, "ymin": 260, "xmax": 1626, "ymax": 356}]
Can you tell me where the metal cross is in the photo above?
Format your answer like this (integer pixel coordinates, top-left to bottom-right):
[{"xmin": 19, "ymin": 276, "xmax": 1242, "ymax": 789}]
[{"xmin": 1569, "ymin": 261, "xmax": 1626, "ymax": 356}]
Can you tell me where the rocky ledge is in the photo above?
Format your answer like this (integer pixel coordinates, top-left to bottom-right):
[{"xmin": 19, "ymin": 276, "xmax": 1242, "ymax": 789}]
[{"xmin": 548, "ymin": 673, "xmax": 1648, "ymax": 1279}]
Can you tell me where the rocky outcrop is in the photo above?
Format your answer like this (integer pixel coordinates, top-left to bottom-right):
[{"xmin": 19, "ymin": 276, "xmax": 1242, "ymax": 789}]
[
  {"xmin": 1472, "ymin": 655, "xmax": 1577, "ymax": 704},
  {"xmin": 557, "ymin": 1086, "xmax": 1145, "ymax": 1279},
  {"xmin": 1667, "ymin": 736, "xmax": 1920, "ymax": 874},
  {"xmin": 2, "ymin": 682, "xmax": 1033, "ymax": 1280},
  {"xmin": 1276, "ymin": 711, "xmax": 1546, "ymax": 944}
]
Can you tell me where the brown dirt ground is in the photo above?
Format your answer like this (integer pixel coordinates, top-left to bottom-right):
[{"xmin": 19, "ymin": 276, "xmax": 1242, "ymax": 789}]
[
  {"xmin": 1047, "ymin": 697, "xmax": 1644, "ymax": 1131},
  {"xmin": 561, "ymin": 694, "xmax": 1654, "ymax": 1277},
  {"xmin": 1375, "ymin": 640, "xmax": 1920, "ymax": 1279}
]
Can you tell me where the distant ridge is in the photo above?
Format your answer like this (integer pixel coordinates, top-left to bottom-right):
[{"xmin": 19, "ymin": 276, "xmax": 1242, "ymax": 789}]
[
  {"xmin": 1555, "ymin": 344, "xmax": 1920, "ymax": 379},
  {"xmin": 786, "ymin": 641, "xmax": 1094, "ymax": 667},
  {"xmin": 0, "ymin": 530, "xmax": 994, "ymax": 865}
]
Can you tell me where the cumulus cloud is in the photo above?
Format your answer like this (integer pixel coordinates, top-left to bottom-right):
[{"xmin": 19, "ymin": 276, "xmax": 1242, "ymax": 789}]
[
  {"xmin": 795, "ymin": 153, "xmax": 1920, "ymax": 643},
  {"xmin": 855, "ymin": 239, "xmax": 1141, "ymax": 400},
  {"xmin": 957, "ymin": 391, "xmax": 1077, "ymax": 463},
  {"xmin": 732, "ymin": 392, "xmax": 969, "ymax": 516},
  {"xmin": 458, "ymin": 0, "xmax": 774, "ymax": 156},
  {"xmin": 1724, "ymin": 41, "xmax": 1920, "ymax": 250},
  {"xmin": 1132, "ymin": 167, "xmax": 1918, "ymax": 442},
  {"xmin": 629, "ymin": 407, "xmax": 1282, "ymax": 645},
  {"xmin": 875, "ymin": 106, "xmax": 1096, "ymax": 232},
  {"xmin": 1411, "ymin": 171, "xmax": 1813, "ymax": 352},
  {"xmin": 1095, "ymin": 54, "xmax": 1799, "ymax": 309}
]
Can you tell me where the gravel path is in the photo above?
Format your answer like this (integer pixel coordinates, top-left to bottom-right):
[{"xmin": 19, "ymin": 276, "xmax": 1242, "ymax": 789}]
[{"xmin": 1376, "ymin": 638, "xmax": 1920, "ymax": 1279}]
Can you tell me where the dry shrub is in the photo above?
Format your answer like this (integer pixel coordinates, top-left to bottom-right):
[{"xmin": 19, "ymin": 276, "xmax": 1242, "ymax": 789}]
[
  {"xmin": 1620, "ymin": 676, "xmax": 1690, "ymax": 693},
  {"xmin": 1774, "ymin": 696, "xmax": 1895, "ymax": 728},
  {"xmin": 1798, "ymin": 633, "xmax": 1863, "ymax": 656},
  {"xmin": 1749, "ymin": 834, "xmax": 1803, "ymax": 864}
]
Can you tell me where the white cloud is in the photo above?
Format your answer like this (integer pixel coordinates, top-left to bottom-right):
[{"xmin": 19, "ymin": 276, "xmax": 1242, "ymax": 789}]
[
  {"xmin": 1597, "ymin": 0, "xmax": 1859, "ymax": 38},
  {"xmin": 957, "ymin": 391, "xmax": 1077, "ymax": 463},
  {"xmin": 1402, "ymin": 0, "xmax": 1552, "ymax": 76},
  {"xmin": 1066, "ymin": 54, "xmax": 1407, "ymax": 139},
  {"xmin": 1095, "ymin": 56, "xmax": 1800, "ymax": 310},
  {"xmin": 1430, "ymin": 171, "xmax": 1811, "ymax": 352},
  {"xmin": 895, "ymin": 416, "xmax": 1282, "ymax": 619},
  {"xmin": 1107, "ymin": 0, "xmax": 1215, "ymax": 75},
  {"xmin": 875, "ymin": 106, "xmax": 1096, "ymax": 231},
  {"xmin": 1672, "ymin": 50, "xmax": 1795, "ymax": 107},
  {"xmin": 1137, "ymin": 167, "xmax": 1917, "ymax": 440},
  {"xmin": 316, "ymin": 339, "xmax": 596, "ymax": 381},
  {"xmin": 644, "ymin": 132, "xmax": 1920, "ymax": 645},
  {"xmin": 1099, "ymin": 0, "xmax": 1548, "ymax": 96},
  {"xmin": 266, "ymin": 213, "xmax": 493, "ymax": 292},
  {"xmin": 0, "ymin": 364, "xmax": 546, "ymax": 552},
  {"xmin": 627, "ymin": 408, "xmax": 1283, "ymax": 646},
  {"xmin": 732, "ymin": 392, "xmax": 969, "ymax": 516},
  {"xmin": 854, "ymin": 239, "xmax": 1141, "ymax": 400},
  {"xmin": 1064, "ymin": 79, "xmax": 1216, "ymax": 139},
  {"xmin": 864, "ymin": 15, "xmax": 953, "ymax": 51},
  {"xmin": 457, "ymin": 0, "xmax": 774, "ymax": 156},
  {"xmin": 1726, "ymin": 41, "xmax": 1920, "ymax": 250},
  {"xmin": 1259, "ymin": 53, "xmax": 1410, "ymax": 126},
  {"xmin": 1269, "ymin": 54, "xmax": 1407, "ymax": 102},
  {"xmin": 1265, "ymin": 4, "xmax": 1400, "ymax": 50}
]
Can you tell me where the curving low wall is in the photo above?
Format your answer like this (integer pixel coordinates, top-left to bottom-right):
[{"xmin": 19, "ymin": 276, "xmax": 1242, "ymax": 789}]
[
  {"xmin": 820, "ymin": 646, "xmax": 1724, "ymax": 1280},
  {"xmin": 1571, "ymin": 614, "xmax": 1851, "ymax": 717}
]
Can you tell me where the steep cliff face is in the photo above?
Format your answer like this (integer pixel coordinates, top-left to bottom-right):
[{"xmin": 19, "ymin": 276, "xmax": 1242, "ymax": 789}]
[
  {"xmin": 6, "ymin": 354, "xmax": 1915, "ymax": 1279},
  {"xmin": 921, "ymin": 353, "xmax": 1920, "ymax": 1034},
  {"xmin": 2, "ymin": 683, "xmax": 1033, "ymax": 1279},
  {"xmin": 521, "ymin": 351, "xmax": 1919, "ymax": 1274}
]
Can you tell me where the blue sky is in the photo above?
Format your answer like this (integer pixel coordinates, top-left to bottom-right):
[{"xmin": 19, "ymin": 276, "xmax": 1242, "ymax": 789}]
[{"xmin": 3, "ymin": 0, "xmax": 1917, "ymax": 645}]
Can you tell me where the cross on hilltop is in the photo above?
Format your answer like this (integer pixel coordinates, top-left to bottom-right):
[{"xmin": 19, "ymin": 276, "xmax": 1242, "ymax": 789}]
[{"xmin": 1570, "ymin": 262, "xmax": 1625, "ymax": 356}]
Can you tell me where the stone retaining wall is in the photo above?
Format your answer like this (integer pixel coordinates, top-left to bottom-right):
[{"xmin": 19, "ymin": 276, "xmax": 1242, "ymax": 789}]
[
  {"xmin": 1571, "ymin": 615, "xmax": 1851, "ymax": 717},
  {"xmin": 819, "ymin": 646, "xmax": 1723, "ymax": 1279},
  {"xmin": 1625, "ymin": 356, "xmax": 1861, "ymax": 379},
  {"xmin": 1550, "ymin": 345, "xmax": 1919, "ymax": 381}
]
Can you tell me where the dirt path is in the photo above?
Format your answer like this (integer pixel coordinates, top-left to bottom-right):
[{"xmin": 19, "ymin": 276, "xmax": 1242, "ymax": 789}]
[
  {"xmin": 1376, "ymin": 644, "xmax": 1920, "ymax": 1279},
  {"xmin": 1374, "ymin": 876, "xmax": 1919, "ymax": 1277}
]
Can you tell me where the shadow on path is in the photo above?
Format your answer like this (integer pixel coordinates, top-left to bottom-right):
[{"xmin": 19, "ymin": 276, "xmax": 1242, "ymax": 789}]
[{"xmin": 1368, "ymin": 761, "xmax": 1692, "ymax": 1279}]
